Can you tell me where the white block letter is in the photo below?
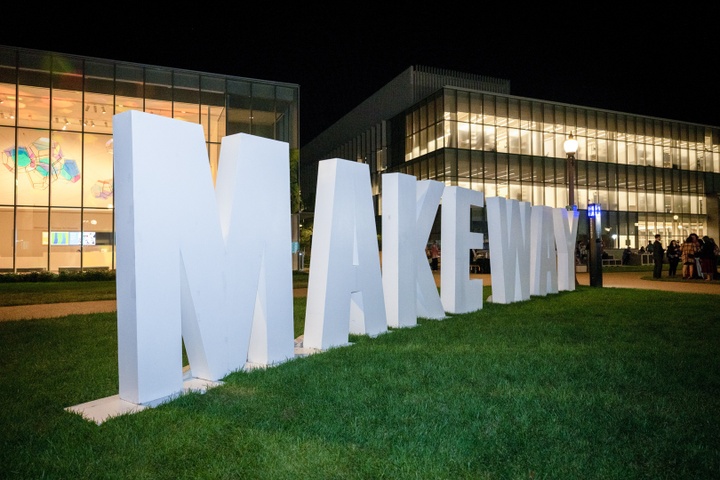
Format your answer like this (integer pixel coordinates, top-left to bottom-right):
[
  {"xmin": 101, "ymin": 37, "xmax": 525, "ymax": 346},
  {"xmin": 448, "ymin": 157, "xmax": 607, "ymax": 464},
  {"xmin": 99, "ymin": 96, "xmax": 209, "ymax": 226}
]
[
  {"xmin": 303, "ymin": 159, "xmax": 387, "ymax": 350},
  {"xmin": 440, "ymin": 186, "xmax": 484, "ymax": 314},
  {"xmin": 382, "ymin": 175, "xmax": 445, "ymax": 326},
  {"xmin": 529, "ymin": 205, "xmax": 558, "ymax": 296},
  {"xmin": 553, "ymin": 207, "xmax": 579, "ymax": 291},
  {"xmin": 486, "ymin": 197, "xmax": 532, "ymax": 303},
  {"xmin": 114, "ymin": 111, "xmax": 293, "ymax": 405}
]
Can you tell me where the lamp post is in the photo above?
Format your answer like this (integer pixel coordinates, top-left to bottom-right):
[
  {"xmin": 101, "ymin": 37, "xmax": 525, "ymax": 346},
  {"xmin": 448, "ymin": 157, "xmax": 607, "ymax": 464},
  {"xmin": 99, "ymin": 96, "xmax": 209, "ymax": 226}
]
[
  {"xmin": 588, "ymin": 203, "xmax": 603, "ymax": 287},
  {"xmin": 564, "ymin": 132, "xmax": 580, "ymax": 286},
  {"xmin": 564, "ymin": 132, "xmax": 578, "ymax": 209}
]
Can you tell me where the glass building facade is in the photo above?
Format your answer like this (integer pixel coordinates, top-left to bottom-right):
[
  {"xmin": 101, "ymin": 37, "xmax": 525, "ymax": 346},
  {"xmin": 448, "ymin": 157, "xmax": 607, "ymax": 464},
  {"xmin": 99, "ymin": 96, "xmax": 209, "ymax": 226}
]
[
  {"xmin": 0, "ymin": 46, "xmax": 299, "ymax": 272},
  {"xmin": 308, "ymin": 70, "xmax": 720, "ymax": 250}
]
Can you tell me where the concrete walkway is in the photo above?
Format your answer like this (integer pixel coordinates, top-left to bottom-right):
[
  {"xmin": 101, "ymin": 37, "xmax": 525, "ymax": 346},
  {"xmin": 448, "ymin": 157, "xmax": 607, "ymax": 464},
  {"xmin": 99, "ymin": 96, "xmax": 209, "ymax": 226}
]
[
  {"xmin": 0, "ymin": 300, "xmax": 118, "ymax": 321},
  {"xmin": 1, "ymin": 271, "xmax": 718, "ymax": 322},
  {"xmin": 575, "ymin": 271, "xmax": 720, "ymax": 294},
  {"xmin": 467, "ymin": 271, "xmax": 720, "ymax": 295}
]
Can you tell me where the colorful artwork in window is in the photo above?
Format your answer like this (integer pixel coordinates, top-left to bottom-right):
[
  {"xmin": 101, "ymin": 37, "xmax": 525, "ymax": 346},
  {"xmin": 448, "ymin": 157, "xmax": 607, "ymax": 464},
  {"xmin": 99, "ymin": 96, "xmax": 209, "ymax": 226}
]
[
  {"xmin": 1, "ymin": 136, "xmax": 82, "ymax": 189},
  {"xmin": 91, "ymin": 179, "xmax": 113, "ymax": 199}
]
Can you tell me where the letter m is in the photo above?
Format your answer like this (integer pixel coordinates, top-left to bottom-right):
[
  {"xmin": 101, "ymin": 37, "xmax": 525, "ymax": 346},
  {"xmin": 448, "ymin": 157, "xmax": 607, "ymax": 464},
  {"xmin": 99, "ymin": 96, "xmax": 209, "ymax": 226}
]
[{"xmin": 113, "ymin": 111, "xmax": 294, "ymax": 406}]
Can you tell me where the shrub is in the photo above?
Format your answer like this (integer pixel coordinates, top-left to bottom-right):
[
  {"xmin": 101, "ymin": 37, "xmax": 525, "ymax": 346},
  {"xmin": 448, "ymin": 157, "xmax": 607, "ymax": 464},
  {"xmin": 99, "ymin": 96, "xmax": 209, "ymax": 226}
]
[{"xmin": 0, "ymin": 269, "xmax": 116, "ymax": 283}]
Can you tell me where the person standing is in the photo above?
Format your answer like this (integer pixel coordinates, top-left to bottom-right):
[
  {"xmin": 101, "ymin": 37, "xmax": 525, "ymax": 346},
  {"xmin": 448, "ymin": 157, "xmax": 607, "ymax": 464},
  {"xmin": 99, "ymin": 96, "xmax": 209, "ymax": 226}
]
[
  {"xmin": 652, "ymin": 234, "xmax": 664, "ymax": 279},
  {"xmin": 680, "ymin": 234, "xmax": 699, "ymax": 280},
  {"xmin": 666, "ymin": 240, "xmax": 680, "ymax": 277},
  {"xmin": 430, "ymin": 242, "xmax": 440, "ymax": 271},
  {"xmin": 622, "ymin": 246, "xmax": 633, "ymax": 265},
  {"xmin": 698, "ymin": 236, "xmax": 717, "ymax": 281},
  {"xmin": 691, "ymin": 234, "xmax": 703, "ymax": 278}
]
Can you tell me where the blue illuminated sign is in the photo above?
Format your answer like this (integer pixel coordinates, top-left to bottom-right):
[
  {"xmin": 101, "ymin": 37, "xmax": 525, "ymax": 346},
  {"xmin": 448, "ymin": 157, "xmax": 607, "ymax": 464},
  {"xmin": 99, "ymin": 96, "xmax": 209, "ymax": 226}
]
[{"xmin": 587, "ymin": 203, "xmax": 601, "ymax": 217}]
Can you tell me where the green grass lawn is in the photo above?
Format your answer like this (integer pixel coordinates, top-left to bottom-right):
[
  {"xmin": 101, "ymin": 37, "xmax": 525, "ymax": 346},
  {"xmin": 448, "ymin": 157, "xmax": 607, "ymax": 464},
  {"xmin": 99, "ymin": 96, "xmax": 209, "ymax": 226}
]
[
  {"xmin": 0, "ymin": 281, "xmax": 117, "ymax": 306},
  {"xmin": 1, "ymin": 286, "xmax": 718, "ymax": 478},
  {"xmin": 5, "ymin": 266, "xmax": 716, "ymax": 307},
  {"xmin": 0, "ymin": 271, "xmax": 310, "ymax": 307}
]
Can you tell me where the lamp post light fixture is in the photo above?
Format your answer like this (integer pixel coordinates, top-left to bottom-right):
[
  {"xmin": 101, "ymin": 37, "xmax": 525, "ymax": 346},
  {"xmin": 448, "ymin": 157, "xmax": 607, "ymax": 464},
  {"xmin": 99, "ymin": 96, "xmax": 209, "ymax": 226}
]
[
  {"xmin": 563, "ymin": 132, "xmax": 579, "ymax": 209},
  {"xmin": 564, "ymin": 132, "xmax": 580, "ymax": 286},
  {"xmin": 587, "ymin": 203, "xmax": 603, "ymax": 287}
]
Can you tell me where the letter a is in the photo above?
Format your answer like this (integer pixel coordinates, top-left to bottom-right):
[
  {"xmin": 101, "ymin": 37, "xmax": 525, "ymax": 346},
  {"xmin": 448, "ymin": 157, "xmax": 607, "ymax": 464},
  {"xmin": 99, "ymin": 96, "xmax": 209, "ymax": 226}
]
[
  {"xmin": 303, "ymin": 159, "xmax": 387, "ymax": 350},
  {"xmin": 529, "ymin": 205, "xmax": 558, "ymax": 296}
]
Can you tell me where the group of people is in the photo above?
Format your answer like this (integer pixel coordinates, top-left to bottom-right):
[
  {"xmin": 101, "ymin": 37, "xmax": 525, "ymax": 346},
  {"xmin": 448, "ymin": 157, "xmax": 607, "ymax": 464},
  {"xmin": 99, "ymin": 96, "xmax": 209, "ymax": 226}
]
[
  {"xmin": 657, "ymin": 233, "xmax": 718, "ymax": 280},
  {"xmin": 427, "ymin": 234, "xmax": 717, "ymax": 281},
  {"xmin": 614, "ymin": 234, "xmax": 718, "ymax": 281}
]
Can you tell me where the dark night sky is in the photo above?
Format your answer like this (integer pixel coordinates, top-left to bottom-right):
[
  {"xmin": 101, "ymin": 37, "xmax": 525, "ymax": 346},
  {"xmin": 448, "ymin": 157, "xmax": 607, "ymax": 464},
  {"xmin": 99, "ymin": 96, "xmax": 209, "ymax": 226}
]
[{"xmin": 2, "ymin": 5, "xmax": 718, "ymax": 147}]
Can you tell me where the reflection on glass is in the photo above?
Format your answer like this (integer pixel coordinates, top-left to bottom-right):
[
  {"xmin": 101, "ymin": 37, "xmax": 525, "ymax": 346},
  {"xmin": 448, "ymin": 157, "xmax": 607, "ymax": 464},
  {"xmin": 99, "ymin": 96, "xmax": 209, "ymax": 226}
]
[
  {"xmin": 49, "ymin": 208, "xmax": 81, "ymax": 271},
  {"xmin": 16, "ymin": 207, "xmax": 48, "ymax": 270},
  {"xmin": 0, "ymin": 207, "xmax": 13, "ymax": 269}
]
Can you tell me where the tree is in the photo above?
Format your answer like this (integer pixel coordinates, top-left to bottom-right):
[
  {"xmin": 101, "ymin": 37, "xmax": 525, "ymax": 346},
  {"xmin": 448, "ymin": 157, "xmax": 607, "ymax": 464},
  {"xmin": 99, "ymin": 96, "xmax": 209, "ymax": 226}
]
[{"xmin": 290, "ymin": 148, "xmax": 303, "ymax": 213}]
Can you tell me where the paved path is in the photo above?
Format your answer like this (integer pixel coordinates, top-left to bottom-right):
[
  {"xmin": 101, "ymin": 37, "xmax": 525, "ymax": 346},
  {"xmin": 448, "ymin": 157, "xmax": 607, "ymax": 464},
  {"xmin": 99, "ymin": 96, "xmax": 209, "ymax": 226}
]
[
  {"xmin": 0, "ymin": 300, "xmax": 118, "ymax": 321},
  {"xmin": 575, "ymin": 271, "xmax": 720, "ymax": 294},
  {"xmin": 469, "ymin": 272, "xmax": 719, "ymax": 294},
  {"xmin": 1, "ymin": 272, "xmax": 718, "ymax": 322}
]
